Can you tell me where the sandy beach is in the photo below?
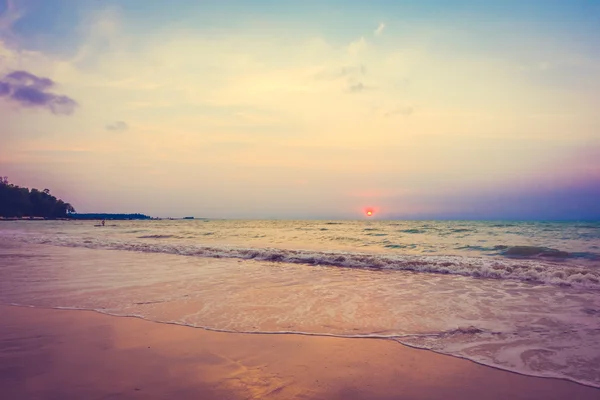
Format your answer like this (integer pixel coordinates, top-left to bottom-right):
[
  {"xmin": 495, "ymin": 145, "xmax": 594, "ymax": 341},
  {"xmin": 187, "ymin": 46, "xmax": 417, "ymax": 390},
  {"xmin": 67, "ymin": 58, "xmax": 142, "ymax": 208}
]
[{"xmin": 1, "ymin": 305, "xmax": 598, "ymax": 400}]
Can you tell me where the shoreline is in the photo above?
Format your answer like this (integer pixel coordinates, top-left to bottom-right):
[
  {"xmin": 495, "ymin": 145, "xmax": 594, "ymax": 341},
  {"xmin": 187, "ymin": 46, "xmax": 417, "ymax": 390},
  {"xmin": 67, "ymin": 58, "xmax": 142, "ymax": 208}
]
[
  {"xmin": 2, "ymin": 305, "xmax": 599, "ymax": 399},
  {"xmin": 8, "ymin": 303, "xmax": 600, "ymax": 389}
]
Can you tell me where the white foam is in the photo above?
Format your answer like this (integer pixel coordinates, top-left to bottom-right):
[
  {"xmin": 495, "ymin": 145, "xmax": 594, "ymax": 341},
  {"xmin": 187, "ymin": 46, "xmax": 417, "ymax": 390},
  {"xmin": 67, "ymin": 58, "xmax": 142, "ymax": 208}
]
[
  {"xmin": 5, "ymin": 232, "xmax": 600, "ymax": 289},
  {"xmin": 3, "ymin": 228, "xmax": 600, "ymax": 389}
]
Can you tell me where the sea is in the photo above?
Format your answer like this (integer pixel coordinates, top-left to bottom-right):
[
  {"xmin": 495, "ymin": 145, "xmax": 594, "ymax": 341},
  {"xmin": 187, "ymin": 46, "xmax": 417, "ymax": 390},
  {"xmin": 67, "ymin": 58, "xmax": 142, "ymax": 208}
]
[{"xmin": 1, "ymin": 219, "xmax": 600, "ymax": 387}]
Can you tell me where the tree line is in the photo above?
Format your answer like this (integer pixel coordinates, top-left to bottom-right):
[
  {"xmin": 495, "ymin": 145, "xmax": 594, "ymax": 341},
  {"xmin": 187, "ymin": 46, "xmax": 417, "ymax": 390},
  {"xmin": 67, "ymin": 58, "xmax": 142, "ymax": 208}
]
[
  {"xmin": 69, "ymin": 213, "xmax": 151, "ymax": 220},
  {"xmin": 0, "ymin": 177, "xmax": 75, "ymax": 218}
]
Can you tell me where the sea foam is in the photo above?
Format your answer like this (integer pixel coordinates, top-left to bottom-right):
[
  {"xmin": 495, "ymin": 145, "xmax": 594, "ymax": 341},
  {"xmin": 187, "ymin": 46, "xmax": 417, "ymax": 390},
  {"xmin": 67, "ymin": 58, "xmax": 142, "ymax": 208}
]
[{"xmin": 7, "ymin": 232, "xmax": 600, "ymax": 289}]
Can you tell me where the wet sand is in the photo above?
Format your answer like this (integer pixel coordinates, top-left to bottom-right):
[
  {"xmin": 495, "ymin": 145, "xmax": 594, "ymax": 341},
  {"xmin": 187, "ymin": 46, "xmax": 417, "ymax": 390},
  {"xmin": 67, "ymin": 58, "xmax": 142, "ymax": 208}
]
[{"xmin": 1, "ymin": 305, "xmax": 599, "ymax": 400}]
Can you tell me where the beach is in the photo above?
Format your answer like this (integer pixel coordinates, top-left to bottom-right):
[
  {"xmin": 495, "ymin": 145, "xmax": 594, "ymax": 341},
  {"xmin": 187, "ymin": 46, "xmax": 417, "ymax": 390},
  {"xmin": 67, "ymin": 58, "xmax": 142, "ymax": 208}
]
[
  {"xmin": 3, "ymin": 305, "xmax": 600, "ymax": 400},
  {"xmin": 1, "ymin": 219, "xmax": 600, "ymax": 398}
]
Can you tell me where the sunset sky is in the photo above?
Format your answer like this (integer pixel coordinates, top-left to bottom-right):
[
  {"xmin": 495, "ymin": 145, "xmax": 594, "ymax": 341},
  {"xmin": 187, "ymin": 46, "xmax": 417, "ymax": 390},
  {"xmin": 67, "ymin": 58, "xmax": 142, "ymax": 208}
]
[{"xmin": 1, "ymin": 0, "xmax": 599, "ymax": 219}]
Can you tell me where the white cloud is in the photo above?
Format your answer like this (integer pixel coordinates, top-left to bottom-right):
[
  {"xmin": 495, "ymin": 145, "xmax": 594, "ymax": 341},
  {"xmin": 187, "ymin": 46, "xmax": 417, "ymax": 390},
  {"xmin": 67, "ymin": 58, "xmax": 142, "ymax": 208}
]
[
  {"xmin": 106, "ymin": 121, "xmax": 128, "ymax": 131},
  {"xmin": 347, "ymin": 37, "xmax": 367, "ymax": 56},
  {"xmin": 374, "ymin": 22, "xmax": 386, "ymax": 37}
]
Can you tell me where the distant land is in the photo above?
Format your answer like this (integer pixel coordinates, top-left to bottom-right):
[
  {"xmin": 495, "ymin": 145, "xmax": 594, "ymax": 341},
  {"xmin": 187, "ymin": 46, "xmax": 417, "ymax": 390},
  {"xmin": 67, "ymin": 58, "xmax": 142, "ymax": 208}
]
[
  {"xmin": 69, "ymin": 213, "xmax": 152, "ymax": 220},
  {"xmin": 0, "ymin": 176, "xmax": 75, "ymax": 219},
  {"xmin": 0, "ymin": 177, "xmax": 152, "ymax": 220}
]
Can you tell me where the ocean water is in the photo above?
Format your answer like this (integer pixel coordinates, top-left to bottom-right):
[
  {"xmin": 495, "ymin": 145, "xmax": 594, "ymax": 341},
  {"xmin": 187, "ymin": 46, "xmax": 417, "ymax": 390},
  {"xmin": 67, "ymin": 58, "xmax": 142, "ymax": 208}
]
[{"xmin": 1, "ymin": 219, "xmax": 600, "ymax": 387}]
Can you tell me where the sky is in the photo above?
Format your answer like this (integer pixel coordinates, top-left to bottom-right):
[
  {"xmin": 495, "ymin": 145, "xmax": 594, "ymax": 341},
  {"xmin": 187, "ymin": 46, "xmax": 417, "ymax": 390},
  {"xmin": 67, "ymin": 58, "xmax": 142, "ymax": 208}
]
[{"xmin": 1, "ymin": 0, "xmax": 599, "ymax": 219}]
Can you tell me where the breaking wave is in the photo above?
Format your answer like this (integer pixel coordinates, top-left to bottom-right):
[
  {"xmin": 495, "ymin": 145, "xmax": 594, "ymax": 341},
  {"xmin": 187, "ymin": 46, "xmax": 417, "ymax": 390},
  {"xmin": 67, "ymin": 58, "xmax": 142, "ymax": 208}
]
[
  {"xmin": 9, "ymin": 234, "xmax": 600, "ymax": 289},
  {"xmin": 137, "ymin": 234, "xmax": 181, "ymax": 239},
  {"xmin": 498, "ymin": 245, "xmax": 599, "ymax": 260},
  {"xmin": 454, "ymin": 244, "xmax": 600, "ymax": 261}
]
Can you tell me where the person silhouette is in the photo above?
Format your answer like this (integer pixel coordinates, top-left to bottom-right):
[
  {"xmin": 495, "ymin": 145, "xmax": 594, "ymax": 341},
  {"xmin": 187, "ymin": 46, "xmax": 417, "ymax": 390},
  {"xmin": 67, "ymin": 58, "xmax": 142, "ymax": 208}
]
[{"xmin": 101, "ymin": 219, "xmax": 105, "ymax": 226}]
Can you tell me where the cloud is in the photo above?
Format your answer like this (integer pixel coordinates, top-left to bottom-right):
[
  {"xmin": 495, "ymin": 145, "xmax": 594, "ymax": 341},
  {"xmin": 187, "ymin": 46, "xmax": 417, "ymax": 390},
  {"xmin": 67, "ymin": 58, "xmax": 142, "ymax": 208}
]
[
  {"xmin": 0, "ymin": 0, "xmax": 24, "ymax": 35},
  {"xmin": 374, "ymin": 23, "xmax": 386, "ymax": 37},
  {"xmin": 4, "ymin": 70, "xmax": 54, "ymax": 90},
  {"xmin": 402, "ymin": 178, "xmax": 600, "ymax": 220},
  {"xmin": 348, "ymin": 37, "xmax": 367, "ymax": 56},
  {"xmin": 348, "ymin": 82, "xmax": 366, "ymax": 93},
  {"xmin": 0, "ymin": 81, "xmax": 9, "ymax": 96},
  {"xmin": 105, "ymin": 121, "xmax": 129, "ymax": 131},
  {"xmin": 341, "ymin": 64, "xmax": 366, "ymax": 76},
  {"xmin": 0, "ymin": 70, "xmax": 78, "ymax": 115}
]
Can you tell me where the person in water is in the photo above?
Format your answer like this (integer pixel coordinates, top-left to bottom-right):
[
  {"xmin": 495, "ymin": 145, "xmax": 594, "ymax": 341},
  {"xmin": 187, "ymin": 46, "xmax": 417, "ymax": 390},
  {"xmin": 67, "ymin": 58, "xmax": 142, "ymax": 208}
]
[{"xmin": 101, "ymin": 219, "xmax": 105, "ymax": 226}]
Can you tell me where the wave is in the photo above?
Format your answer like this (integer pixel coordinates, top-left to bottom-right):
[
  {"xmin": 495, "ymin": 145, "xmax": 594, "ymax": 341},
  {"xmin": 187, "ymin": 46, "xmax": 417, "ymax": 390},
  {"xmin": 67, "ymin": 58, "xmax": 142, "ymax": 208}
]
[
  {"xmin": 399, "ymin": 229, "xmax": 426, "ymax": 234},
  {"xmin": 497, "ymin": 246, "xmax": 600, "ymax": 260},
  {"xmin": 9, "ymin": 235, "xmax": 600, "ymax": 289},
  {"xmin": 137, "ymin": 234, "xmax": 181, "ymax": 239},
  {"xmin": 456, "ymin": 245, "xmax": 495, "ymax": 252},
  {"xmin": 384, "ymin": 243, "xmax": 417, "ymax": 249},
  {"xmin": 576, "ymin": 224, "xmax": 600, "ymax": 229},
  {"xmin": 8, "ymin": 302, "xmax": 411, "ymax": 337},
  {"xmin": 455, "ymin": 244, "xmax": 600, "ymax": 261},
  {"xmin": 500, "ymin": 245, "xmax": 570, "ymax": 258}
]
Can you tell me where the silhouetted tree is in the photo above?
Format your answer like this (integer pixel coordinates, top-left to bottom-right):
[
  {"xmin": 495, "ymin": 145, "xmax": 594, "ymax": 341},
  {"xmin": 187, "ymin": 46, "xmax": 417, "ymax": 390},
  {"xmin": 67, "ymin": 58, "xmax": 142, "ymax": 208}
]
[{"xmin": 0, "ymin": 177, "xmax": 76, "ymax": 218}]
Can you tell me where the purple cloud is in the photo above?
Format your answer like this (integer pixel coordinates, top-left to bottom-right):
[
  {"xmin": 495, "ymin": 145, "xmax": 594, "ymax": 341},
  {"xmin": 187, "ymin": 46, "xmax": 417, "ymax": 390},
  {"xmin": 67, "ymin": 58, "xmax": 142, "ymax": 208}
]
[
  {"xmin": 5, "ymin": 70, "xmax": 54, "ymax": 90},
  {"xmin": 0, "ymin": 81, "xmax": 10, "ymax": 96},
  {"xmin": 392, "ymin": 178, "xmax": 600, "ymax": 220},
  {"xmin": 0, "ymin": 70, "xmax": 78, "ymax": 115}
]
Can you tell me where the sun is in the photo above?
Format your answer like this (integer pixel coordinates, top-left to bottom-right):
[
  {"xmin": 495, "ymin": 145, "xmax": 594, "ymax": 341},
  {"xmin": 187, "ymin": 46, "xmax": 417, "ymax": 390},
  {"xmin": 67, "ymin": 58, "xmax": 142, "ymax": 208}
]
[
  {"xmin": 366, "ymin": 211, "xmax": 373, "ymax": 216},
  {"xmin": 364, "ymin": 207, "xmax": 375, "ymax": 217}
]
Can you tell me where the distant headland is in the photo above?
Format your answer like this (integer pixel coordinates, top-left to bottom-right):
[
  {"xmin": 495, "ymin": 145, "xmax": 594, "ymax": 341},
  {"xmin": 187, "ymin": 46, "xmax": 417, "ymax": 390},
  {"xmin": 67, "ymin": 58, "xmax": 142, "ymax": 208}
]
[
  {"xmin": 69, "ymin": 213, "xmax": 152, "ymax": 220},
  {"xmin": 0, "ymin": 177, "xmax": 151, "ymax": 220}
]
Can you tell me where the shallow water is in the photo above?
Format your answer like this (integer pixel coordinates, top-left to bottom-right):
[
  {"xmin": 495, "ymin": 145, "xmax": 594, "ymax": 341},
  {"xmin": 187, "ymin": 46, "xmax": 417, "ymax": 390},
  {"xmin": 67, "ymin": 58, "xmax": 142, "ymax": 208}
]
[{"xmin": 1, "ymin": 220, "xmax": 600, "ymax": 387}]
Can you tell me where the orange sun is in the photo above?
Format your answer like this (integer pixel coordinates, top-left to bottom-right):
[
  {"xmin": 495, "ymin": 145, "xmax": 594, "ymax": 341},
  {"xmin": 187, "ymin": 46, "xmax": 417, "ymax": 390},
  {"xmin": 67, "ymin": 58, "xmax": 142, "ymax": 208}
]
[
  {"xmin": 365, "ymin": 207, "xmax": 375, "ymax": 217},
  {"xmin": 367, "ymin": 211, "xmax": 373, "ymax": 216}
]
